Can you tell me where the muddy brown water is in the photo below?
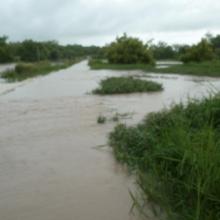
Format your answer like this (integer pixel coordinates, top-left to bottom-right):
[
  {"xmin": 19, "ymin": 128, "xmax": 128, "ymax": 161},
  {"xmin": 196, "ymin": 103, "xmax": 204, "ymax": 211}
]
[{"xmin": 1, "ymin": 60, "xmax": 220, "ymax": 220}]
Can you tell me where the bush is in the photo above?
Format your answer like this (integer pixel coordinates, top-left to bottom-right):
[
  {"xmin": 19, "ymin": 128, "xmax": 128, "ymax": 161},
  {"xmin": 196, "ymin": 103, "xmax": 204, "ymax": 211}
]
[
  {"xmin": 106, "ymin": 34, "xmax": 154, "ymax": 65},
  {"xmin": 93, "ymin": 76, "xmax": 163, "ymax": 95}
]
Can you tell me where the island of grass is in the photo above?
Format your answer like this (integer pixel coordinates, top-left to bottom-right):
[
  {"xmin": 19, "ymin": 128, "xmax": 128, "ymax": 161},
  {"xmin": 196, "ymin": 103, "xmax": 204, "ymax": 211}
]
[
  {"xmin": 93, "ymin": 76, "xmax": 163, "ymax": 95},
  {"xmin": 109, "ymin": 94, "xmax": 220, "ymax": 220},
  {"xmin": 1, "ymin": 59, "xmax": 80, "ymax": 82}
]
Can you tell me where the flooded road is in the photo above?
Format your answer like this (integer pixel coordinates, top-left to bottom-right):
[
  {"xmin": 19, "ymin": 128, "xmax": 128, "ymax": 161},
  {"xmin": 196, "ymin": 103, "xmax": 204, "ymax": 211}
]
[{"xmin": 0, "ymin": 61, "xmax": 220, "ymax": 220}]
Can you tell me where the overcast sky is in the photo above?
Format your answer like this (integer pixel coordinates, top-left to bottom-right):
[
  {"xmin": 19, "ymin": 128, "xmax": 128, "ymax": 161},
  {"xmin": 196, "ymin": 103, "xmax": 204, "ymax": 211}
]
[{"xmin": 1, "ymin": 0, "xmax": 220, "ymax": 46}]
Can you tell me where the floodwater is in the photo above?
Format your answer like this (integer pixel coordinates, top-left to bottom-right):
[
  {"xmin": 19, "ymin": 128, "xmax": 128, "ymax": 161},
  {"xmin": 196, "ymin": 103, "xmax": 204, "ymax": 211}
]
[{"xmin": 0, "ymin": 61, "xmax": 220, "ymax": 220}]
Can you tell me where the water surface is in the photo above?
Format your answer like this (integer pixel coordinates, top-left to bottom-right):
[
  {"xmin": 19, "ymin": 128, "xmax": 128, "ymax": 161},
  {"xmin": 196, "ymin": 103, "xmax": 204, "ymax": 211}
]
[{"xmin": 0, "ymin": 61, "xmax": 220, "ymax": 220}]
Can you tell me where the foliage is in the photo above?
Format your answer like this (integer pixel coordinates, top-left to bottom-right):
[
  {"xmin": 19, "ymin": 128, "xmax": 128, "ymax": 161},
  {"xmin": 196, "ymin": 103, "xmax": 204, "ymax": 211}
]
[
  {"xmin": 150, "ymin": 41, "xmax": 177, "ymax": 60},
  {"xmin": 93, "ymin": 76, "xmax": 163, "ymax": 94},
  {"xmin": 106, "ymin": 34, "xmax": 154, "ymax": 64},
  {"xmin": 0, "ymin": 36, "xmax": 13, "ymax": 63},
  {"xmin": 210, "ymin": 34, "xmax": 220, "ymax": 58},
  {"xmin": 181, "ymin": 39, "xmax": 214, "ymax": 63},
  {"xmin": 0, "ymin": 35, "xmax": 103, "ymax": 63},
  {"xmin": 109, "ymin": 95, "xmax": 220, "ymax": 220}
]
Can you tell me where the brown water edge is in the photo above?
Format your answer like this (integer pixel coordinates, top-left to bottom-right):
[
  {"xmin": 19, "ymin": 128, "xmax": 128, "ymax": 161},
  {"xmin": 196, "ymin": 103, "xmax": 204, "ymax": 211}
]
[{"xmin": 1, "ymin": 61, "xmax": 220, "ymax": 220}]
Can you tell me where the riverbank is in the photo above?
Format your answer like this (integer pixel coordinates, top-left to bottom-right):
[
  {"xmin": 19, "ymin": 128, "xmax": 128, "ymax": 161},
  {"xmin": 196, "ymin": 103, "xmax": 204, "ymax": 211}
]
[
  {"xmin": 1, "ymin": 59, "xmax": 82, "ymax": 82},
  {"xmin": 109, "ymin": 94, "xmax": 220, "ymax": 220},
  {"xmin": 89, "ymin": 59, "xmax": 220, "ymax": 77}
]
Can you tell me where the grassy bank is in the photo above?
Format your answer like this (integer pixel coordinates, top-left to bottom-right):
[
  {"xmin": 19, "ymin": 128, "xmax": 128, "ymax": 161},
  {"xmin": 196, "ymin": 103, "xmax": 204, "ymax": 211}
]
[
  {"xmin": 89, "ymin": 59, "xmax": 155, "ymax": 71},
  {"xmin": 89, "ymin": 59, "xmax": 220, "ymax": 77},
  {"xmin": 93, "ymin": 76, "xmax": 163, "ymax": 95},
  {"xmin": 157, "ymin": 61, "xmax": 220, "ymax": 77},
  {"xmin": 109, "ymin": 95, "xmax": 220, "ymax": 220},
  {"xmin": 1, "ymin": 59, "xmax": 81, "ymax": 82}
]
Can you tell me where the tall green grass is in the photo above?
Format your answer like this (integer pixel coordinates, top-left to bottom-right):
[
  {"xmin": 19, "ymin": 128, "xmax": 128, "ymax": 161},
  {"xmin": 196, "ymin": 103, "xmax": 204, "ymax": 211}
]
[
  {"xmin": 93, "ymin": 76, "xmax": 163, "ymax": 95},
  {"xmin": 109, "ymin": 95, "xmax": 220, "ymax": 220}
]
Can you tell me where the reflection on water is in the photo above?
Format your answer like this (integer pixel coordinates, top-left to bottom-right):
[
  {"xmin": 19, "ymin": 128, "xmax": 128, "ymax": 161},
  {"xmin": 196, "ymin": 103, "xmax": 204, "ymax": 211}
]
[{"xmin": 0, "ymin": 61, "xmax": 220, "ymax": 220}]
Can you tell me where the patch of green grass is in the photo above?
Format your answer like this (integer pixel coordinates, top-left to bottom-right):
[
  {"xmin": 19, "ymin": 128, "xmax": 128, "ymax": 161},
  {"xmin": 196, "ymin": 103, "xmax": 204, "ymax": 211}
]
[
  {"xmin": 89, "ymin": 59, "xmax": 220, "ymax": 77},
  {"xmin": 97, "ymin": 115, "xmax": 107, "ymax": 124},
  {"xmin": 155, "ymin": 60, "xmax": 220, "ymax": 77},
  {"xmin": 93, "ymin": 76, "xmax": 163, "ymax": 95},
  {"xmin": 109, "ymin": 95, "xmax": 220, "ymax": 220},
  {"xmin": 1, "ymin": 59, "xmax": 81, "ymax": 82},
  {"xmin": 89, "ymin": 59, "xmax": 155, "ymax": 71}
]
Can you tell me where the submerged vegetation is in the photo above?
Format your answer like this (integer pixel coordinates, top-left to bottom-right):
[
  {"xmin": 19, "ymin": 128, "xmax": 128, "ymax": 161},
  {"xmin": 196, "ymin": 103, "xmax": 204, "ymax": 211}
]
[
  {"xmin": 97, "ymin": 115, "xmax": 107, "ymax": 124},
  {"xmin": 1, "ymin": 60, "xmax": 79, "ymax": 82},
  {"xmin": 93, "ymin": 76, "xmax": 163, "ymax": 95},
  {"xmin": 109, "ymin": 95, "xmax": 220, "ymax": 220},
  {"xmin": 89, "ymin": 59, "xmax": 154, "ymax": 71}
]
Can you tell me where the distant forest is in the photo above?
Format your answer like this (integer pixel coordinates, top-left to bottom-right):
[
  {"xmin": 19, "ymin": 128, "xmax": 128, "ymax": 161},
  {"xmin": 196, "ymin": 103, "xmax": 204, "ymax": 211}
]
[
  {"xmin": 0, "ymin": 36, "xmax": 104, "ymax": 63},
  {"xmin": 0, "ymin": 33, "xmax": 220, "ymax": 63}
]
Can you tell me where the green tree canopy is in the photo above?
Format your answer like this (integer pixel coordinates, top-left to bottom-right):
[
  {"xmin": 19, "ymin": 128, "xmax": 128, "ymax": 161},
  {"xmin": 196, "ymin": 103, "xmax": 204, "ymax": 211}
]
[
  {"xmin": 181, "ymin": 39, "xmax": 214, "ymax": 63},
  {"xmin": 106, "ymin": 34, "xmax": 154, "ymax": 64}
]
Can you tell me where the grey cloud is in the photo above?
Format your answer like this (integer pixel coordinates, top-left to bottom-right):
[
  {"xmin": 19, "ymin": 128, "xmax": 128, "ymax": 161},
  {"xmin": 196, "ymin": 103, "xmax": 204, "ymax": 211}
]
[{"xmin": 0, "ymin": 0, "xmax": 220, "ymax": 45}]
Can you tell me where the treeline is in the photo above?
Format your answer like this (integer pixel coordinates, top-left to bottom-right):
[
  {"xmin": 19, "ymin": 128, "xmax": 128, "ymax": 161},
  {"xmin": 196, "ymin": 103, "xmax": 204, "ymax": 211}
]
[
  {"xmin": 150, "ymin": 34, "xmax": 220, "ymax": 62},
  {"xmin": 1, "ymin": 33, "xmax": 220, "ymax": 64},
  {"xmin": 102, "ymin": 33, "xmax": 220, "ymax": 64},
  {"xmin": 0, "ymin": 36, "xmax": 103, "ymax": 63}
]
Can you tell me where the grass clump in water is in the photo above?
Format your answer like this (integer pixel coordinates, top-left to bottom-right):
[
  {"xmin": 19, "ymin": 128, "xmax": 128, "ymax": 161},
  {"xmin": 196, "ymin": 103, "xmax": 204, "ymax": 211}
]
[
  {"xmin": 109, "ymin": 95, "xmax": 220, "ymax": 220},
  {"xmin": 93, "ymin": 76, "xmax": 163, "ymax": 95},
  {"xmin": 97, "ymin": 115, "xmax": 107, "ymax": 124}
]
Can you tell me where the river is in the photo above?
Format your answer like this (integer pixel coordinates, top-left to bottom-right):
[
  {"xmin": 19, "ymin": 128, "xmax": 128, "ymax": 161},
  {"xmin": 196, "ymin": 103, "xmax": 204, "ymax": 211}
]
[{"xmin": 0, "ymin": 60, "xmax": 220, "ymax": 220}]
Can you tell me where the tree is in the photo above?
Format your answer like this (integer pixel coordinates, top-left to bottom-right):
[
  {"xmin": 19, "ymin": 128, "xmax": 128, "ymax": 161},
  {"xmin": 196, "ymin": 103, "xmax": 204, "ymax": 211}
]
[
  {"xmin": 210, "ymin": 35, "xmax": 220, "ymax": 58},
  {"xmin": 181, "ymin": 39, "xmax": 214, "ymax": 63},
  {"xmin": 0, "ymin": 36, "xmax": 13, "ymax": 63},
  {"xmin": 150, "ymin": 41, "xmax": 176, "ymax": 60},
  {"xmin": 106, "ymin": 34, "xmax": 154, "ymax": 64}
]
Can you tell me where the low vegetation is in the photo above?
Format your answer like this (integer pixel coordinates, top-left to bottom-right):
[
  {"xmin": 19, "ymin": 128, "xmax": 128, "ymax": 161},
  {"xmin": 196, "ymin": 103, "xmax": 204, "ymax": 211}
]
[
  {"xmin": 93, "ymin": 76, "xmax": 163, "ymax": 95},
  {"xmin": 97, "ymin": 115, "xmax": 107, "ymax": 124},
  {"xmin": 109, "ymin": 95, "xmax": 220, "ymax": 220},
  {"xmin": 1, "ymin": 60, "xmax": 79, "ymax": 82},
  {"xmin": 181, "ymin": 39, "xmax": 214, "ymax": 63}
]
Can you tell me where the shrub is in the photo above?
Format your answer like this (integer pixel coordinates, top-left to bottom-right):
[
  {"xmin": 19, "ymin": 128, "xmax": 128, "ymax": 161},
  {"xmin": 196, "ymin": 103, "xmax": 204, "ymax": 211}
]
[{"xmin": 97, "ymin": 115, "xmax": 106, "ymax": 124}]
